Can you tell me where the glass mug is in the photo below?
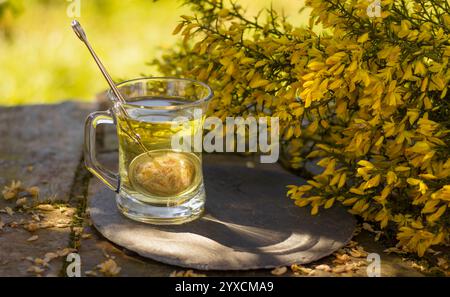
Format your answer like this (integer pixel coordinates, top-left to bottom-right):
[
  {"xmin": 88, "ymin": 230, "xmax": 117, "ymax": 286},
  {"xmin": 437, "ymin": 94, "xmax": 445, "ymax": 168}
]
[{"xmin": 84, "ymin": 77, "xmax": 213, "ymax": 224}]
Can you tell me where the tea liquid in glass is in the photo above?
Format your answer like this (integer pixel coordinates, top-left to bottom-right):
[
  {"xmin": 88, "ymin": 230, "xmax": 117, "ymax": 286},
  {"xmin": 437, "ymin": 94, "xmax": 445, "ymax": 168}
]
[{"xmin": 116, "ymin": 97, "xmax": 203, "ymax": 206}]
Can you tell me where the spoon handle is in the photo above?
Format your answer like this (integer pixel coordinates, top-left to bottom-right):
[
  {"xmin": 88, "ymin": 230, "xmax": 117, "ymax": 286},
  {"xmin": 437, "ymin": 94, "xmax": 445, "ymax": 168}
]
[
  {"xmin": 71, "ymin": 20, "xmax": 126, "ymax": 104},
  {"xmin": 71, "ymin": 20, "xmax": 150, "ymax": 154}
]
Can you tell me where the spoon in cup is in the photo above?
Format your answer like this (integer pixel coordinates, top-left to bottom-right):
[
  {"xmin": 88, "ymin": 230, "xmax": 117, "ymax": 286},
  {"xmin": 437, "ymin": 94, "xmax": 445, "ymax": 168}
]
[{"xmin": 71, "ymin": 20, "xmax": 149, "ymax": 153}]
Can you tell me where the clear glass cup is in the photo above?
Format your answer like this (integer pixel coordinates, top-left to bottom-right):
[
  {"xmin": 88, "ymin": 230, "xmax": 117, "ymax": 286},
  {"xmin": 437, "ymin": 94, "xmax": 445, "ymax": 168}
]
[{"xmin": 84, "ymin": 77, "xmax": 213, "ymax": 224}]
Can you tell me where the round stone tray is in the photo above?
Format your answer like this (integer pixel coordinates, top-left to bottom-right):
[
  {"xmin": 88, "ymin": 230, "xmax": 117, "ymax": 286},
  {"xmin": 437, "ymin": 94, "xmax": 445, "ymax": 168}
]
[{"xmin": 88, "ymin": 157, "xmax": 355, "ymax": 270}]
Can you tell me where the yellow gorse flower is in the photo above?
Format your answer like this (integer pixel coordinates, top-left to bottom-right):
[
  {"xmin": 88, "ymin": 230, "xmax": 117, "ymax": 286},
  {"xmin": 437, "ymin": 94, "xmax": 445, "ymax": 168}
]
[{"xmin": 154, "ymin": 0, "xmax": 450, "ymax": 257}]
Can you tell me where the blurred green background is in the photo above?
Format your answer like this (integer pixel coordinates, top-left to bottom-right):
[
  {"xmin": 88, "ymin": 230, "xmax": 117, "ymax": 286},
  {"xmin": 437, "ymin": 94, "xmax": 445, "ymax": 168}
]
[{"xmin": 0, "ymin": 0, "xmax": 304, "ymax": 105}]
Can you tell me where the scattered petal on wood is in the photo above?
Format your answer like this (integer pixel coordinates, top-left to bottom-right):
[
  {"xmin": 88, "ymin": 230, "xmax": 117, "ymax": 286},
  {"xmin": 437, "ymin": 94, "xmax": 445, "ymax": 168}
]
[
  {"xmin": 374, "ymin": 232, "xmax": 382, "ymax": 241},
  {"xmin": 331, "ymin": 265, "xmax": 348, "ymax": 274},
  {"xmin": 291, "ymin": 264, "xmax": 313, "ymax": 275},
  {"xmin": 27, "ymin": 235, "xmax": 39, "ymax": 242},
  {"xmin": 352, "ymin": 225, "xmax": 362, "ymax": 236},
  {"xmin": 16, "ymin": 197, "xmax": 28, "ymax": 207},
  {"xmin": 410, "ymin": 262, "xmax": 426, "ymax": 272},
  {"xmin": 362, "ymin": 223, "xmax": 375, "ymax": 232},
  {"xmin": 64, "ymin": 209, "xmax": 76, "ymax": 217},
  {"xmin": 102, "ymin": 250, "xmax": 111, "ymax": 259},
  {"xmin": 35, "ymin": 204, "xmax": 55, "ymax": 211},
  {"xmin": 26, "ymin": 186, "xmax": 40, "ymax": 198},
  {"xmin": 26, "ymin": 249, "xmax": 75, "ymax": 272},
  {"xmin": 39, "ymin": 222, "xmax": 55, "ymax": 229},
  {"xmin": 437, "ymin": 258, "xmax": 448, "ymax": 270},
  {"xmin": 2, "ymin": 180, "xmax": 22, "ymax": 200},
  {"xmin": 31, "ymin": 214, "xmax": 41, "ymax": 222},
  {"xmin": 85, "ymin": 270, "xmax": 98, "ymax": 277},
  {"xmin": 169, "ymin": 270, "xmax": 206, "ymax": 277},
  {"xmin": 44, "ymin": 252, "xmax": 59, "ymax": 263},
  {"xmin": 333, "ymin": 253, "xmax": 351, "ymax": 265},
  {"xmin": 72, "ymin": 227, "xmax": 83, "ymax": 236},
  {"xmin": 185, "ymin": 270, "xmax": 206, "ymax": 277},
  {"xmin": 5, "ymin": 207, "xmax": 14, "ymax": 216},
  {"xmin": 81, "ymin": 233, "xmax": 92, "ymax": 239},
  {"xmin": 271, "ymin": 266, "xmax": 287, "ymax": 275},
  {"xmin": 361, "ymin": 223, "xmax": 384, "ymax": 241},
  {"xmin": 24, "ymin": 222, "xmax": 39, "ymax": 232},
  {"xmin": 314, "ymin": 264, "xmax": 331, "ymax": 272},
  {"xmin": 97, "ymin": 259, "xmax": 121, "ymax": 277},
  {"xmin": 349, "ymin": 246, "xmax": 368, "ymax": 258},
  {"xmin": 170, "ymin": 270, "xmax": 184, "ymax": 277},
  {"xmin": 56, "ymin": 219, "xmax": 70, "ymax": 224},
  {"xmin": 384, "ymin": 247, "xmax": 407, "ymax": 255},
  {"xmin": 27, "ymin": 266, "xmax": 45, "ymax": 275},
  {"xmin": 34, "ymin": 258, "xmax": 47, "ymax": 266},
  {"xmin": 56, "ymin": 248, "xmax": 76, "ymax": 257},
  {"xmin": 55, "ymin": 223, "xmax": 70, "ymax": 228},
  {"xmin": 345, "ymin": 241, "xmax": 358, "ymax": 248},
  {"xmin": 427, "ymin": 248, "xmax": 441, "ymax": 256}
]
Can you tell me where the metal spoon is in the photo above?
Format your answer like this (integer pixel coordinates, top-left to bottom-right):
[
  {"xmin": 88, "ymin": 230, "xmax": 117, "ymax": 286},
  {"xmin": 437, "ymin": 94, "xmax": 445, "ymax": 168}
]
[{"xmin": 71, "ymin": 20, "xmax": 149, "ymax": 153}]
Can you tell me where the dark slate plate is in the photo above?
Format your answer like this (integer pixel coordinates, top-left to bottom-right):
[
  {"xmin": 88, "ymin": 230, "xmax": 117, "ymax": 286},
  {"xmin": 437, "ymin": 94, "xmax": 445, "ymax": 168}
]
[{"xmin": 88, "ymin": 155, "xmax": 355, "ymax": 270}]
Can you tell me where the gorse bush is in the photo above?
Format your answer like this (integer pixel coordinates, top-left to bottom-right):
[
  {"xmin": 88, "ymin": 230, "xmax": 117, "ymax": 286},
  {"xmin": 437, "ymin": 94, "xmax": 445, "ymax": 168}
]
[{"xmin": 154, "ymin": 0, "xmax": 450, "ymax": 256}]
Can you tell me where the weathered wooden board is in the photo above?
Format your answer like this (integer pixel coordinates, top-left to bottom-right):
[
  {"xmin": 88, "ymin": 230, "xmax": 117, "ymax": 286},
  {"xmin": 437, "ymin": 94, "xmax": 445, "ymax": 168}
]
[
  {"xmin": 0, "ymin": 101, "xmax": 94, "ymax": 203},
  {"xmin": 0, "ymin": 102, "xmax": 94, "ymax": 276}
]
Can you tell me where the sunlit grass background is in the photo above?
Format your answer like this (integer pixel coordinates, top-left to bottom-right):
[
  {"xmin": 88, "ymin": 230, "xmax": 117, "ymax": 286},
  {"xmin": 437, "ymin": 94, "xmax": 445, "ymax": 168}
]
[{"xmin": 0, "ymin": 0, "xmax": 306, "ymax": 105}]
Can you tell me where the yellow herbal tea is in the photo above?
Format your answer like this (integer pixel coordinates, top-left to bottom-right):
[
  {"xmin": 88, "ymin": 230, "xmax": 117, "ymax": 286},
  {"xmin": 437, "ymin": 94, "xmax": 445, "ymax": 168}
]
[{"xmin": 116, "ymin": 97, "xmax": 203, "ymax": 206}]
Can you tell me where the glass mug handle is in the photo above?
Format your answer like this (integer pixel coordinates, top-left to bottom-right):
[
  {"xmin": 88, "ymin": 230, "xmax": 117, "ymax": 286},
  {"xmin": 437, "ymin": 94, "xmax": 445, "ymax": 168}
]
[{"xmin": 84, "ymin": 111, "xmax": 119, "ymax": 191}]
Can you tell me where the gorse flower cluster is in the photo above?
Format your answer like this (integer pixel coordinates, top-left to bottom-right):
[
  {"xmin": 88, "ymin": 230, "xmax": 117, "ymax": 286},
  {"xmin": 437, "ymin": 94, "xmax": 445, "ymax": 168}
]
[
  {"xmin": 0, "ymin": 0, "xmax": 20, "ymax": 38},
  {"xmin": 153, "ymin": 0, "xmax": 450, "ymax": 256}
]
